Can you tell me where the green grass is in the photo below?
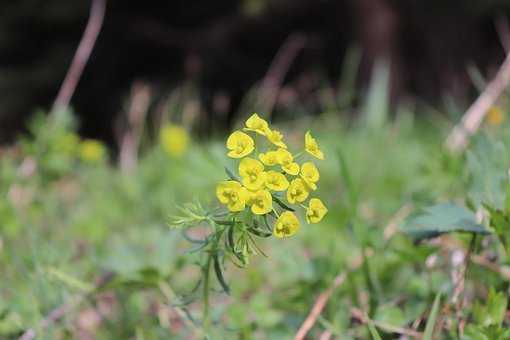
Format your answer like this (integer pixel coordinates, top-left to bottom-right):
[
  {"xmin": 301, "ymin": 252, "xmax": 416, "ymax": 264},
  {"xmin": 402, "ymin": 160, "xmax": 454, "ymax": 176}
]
[{"xmin": 1, "ymin": 107, "xmax": 510, "ymax": 339}]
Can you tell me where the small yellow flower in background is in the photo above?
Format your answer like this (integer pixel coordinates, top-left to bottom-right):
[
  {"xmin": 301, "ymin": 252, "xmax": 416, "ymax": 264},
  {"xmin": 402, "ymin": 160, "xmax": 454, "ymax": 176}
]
[
  {"xmin": 244, "ymin": 113, "xmax": 269, "ymax": 135},
  {"xmin": 248, "ymin": 189, "xmax": 273, "ymax": 215},
  {"xmin": 305, "ymin": 131, "xmax": 324, "ymax": 160},
  {"xmin": 487, "ymin": 106, "xmax": 504, "ymax": 125},
  {"xmin": 265, "ymin": 171, "xmax": 289, "ymax": 191},
  {"xmin": 274, "ymin": 211, "xmax": 300, "ymax": 238},
  {"xmin": 300, "ymin": 162, "xmax": 319, "ymax": 190},
  {"xmin": 239, "ymin": 158, "xmax": 266, "ymax": 190},
  {"xmin": 160, "ymin": 124, "xmax": 190, "ymax": 157},
  {"xmin": 266, "ymin": 129, "xmax": 287, "ymax": 148},
  {"xmin": 306, "ymin": 198, "xmax": 328, "ymax": 224},
  {"xmin": 276, "ymin": 148, "xmax": 300, "ymax": 175},
  {"xmin": 259, "ymin": 150, "xmax": 279, "ymax": 166},
  {"xmin": 287, "ymin": 178, "xmax": 309, "ymax": 204},
  {"xmin": 80, "ymin": 139, "xmax": 105, "ymax": 163},
  {"xmin": 216, "ymin": 181, "xmax": 248, "ymax": 212},
  {"xmin": 227, "ymin": 131, "xmax": 254, "ymax": 158}
]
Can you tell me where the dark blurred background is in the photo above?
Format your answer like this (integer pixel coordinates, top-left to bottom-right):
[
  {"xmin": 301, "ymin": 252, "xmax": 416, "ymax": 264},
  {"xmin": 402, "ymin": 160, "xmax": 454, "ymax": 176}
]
[{"xmin": 1, "ymin": 0, "xmax": 509, "ymax": 144}]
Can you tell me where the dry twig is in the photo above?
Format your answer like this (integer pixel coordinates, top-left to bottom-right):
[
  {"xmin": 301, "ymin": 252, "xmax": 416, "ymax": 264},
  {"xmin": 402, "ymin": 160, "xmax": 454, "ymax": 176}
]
[
  {"xmin": 52, "ymin": 0, "xmax": 107, "ymax": 112},
  {"xmin": 294, "ymin": 273, "xmax": 346, "ymax": 340},
  {"xmin": 257, "ymin": 34, "xmax": 307, "ymax": 115},
  {"xmin": 446, "ymin": 20, "xmax": 510, "ymax": 152}
]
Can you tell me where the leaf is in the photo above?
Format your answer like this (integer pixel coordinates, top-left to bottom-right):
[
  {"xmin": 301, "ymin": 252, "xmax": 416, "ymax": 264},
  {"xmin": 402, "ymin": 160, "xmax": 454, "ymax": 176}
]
[
  {"xmin": 225, "ymin": 167, "xmax": 240, "ymax": 181},
  {"xmin": 373, "ymin": 305, "xmax": 407, "ymax": 328},
  {"xmin": 337, "ymin": 147, "xmax": 358, "ymax": 213},
  {"xmin": 473, "ymin": 288, "xmax": 508, "ymax": 328},
  {"xmin": 402, "ymin": 203, "xmax": 490, "ymax": 241},
  {"xmin": 362, "ymin": 59, "xmax": 390, "ymax": 129},
  {"xmin": 367, "ymin": 319, "xmax": 382, "ymax": 340},
  {"xmin": 247, "ymin": 227, "xmax": 272, "ymax": 238},
  {"xmin": 213, "ymin": 253, "xmax": 230, "ymax": 295},
  {"xmin": 423, "ymin": 292, "xmax": 441, "ymax": 340},
  {"xmin": 272, "ymin": 195, "xmax": 295, "ymax": 211},
  {"xmin": 47, "ymin": 267, "xmax": 94, "ymax": 293}
]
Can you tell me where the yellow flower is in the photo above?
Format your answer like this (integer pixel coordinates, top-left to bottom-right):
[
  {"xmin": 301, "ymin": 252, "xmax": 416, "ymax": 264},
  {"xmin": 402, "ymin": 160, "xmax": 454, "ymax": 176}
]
[
  {"xmin": 273, "ymin": 211, "xmax": 300, "ymax": 238},
  {"xmin": 259, "ymin": 150, "xmax": 280, "ymax": 166},
  {"xmin": 244, "ymin": 113, "xmax": 269, "ymax": 135},
  {"xmin": 306, "ymin": 198, "xmax": 328, "ymax": 223},
  {"xmin": 80, "ymin": 139, "xmax": 105, "ymax": 163},
  {"xmin": 239, "ymin": 158, "xmax": 266, "ymax": 190},
  {"xmin": 216, "ymin": 181, "xmax": 248, "ymax": 212},
  {"xmin": 287, "ymin": 178, "xmax": 309, "ymax": 204},
  {"xmin": 487, "ymin": 106, "xmax": 504, "ymax": 125},
  {"xmin": 266, "ymin": 129, "xmax": 287, "ymax": 148},
  {"xmin": 246, "ymin": 189, "xmax": 272, "ymax": 215},
  {"xmin": 305, "ymin": 131, "xmax": 324, "ymax": 160},
  {"xmin": 160, "ymin": 124, "xmax": 189, "ymax": 157},
  {"xmin": 265, "ymin": 171, "xmax": 289, "ymax": 191},
  {"xmin": 300, "ymin": 162, "xmax": 319, "ymax": 190},
  {"xmin": 227, "ymin": 131, "xmax": 254, "ymax": 158},
  {"xmin": 276, "ymin": 148, "xmax": 299, "ymax": 175}
]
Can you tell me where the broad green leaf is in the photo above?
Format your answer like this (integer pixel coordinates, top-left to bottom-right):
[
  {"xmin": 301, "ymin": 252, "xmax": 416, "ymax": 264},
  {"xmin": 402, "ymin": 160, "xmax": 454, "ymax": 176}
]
[
  {"xmin": 423, "ymin": 292, "xmax": 441, "ymax": 340},
  {"xmin": 402, "ymin": 203, "xmax": 490, "ymax": 240}
]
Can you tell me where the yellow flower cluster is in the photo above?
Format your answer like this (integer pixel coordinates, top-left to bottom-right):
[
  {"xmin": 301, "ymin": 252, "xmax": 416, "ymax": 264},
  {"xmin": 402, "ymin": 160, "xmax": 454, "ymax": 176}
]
[{"xmin": 216, "ymin": 113, "xmax": 328, "ymax": 239}]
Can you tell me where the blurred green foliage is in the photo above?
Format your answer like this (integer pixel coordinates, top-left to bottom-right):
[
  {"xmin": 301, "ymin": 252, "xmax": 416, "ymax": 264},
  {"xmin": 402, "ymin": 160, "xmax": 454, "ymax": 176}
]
[{"xmin": 1, "ymin": 99, "xmax": 510, "ymax": 338}]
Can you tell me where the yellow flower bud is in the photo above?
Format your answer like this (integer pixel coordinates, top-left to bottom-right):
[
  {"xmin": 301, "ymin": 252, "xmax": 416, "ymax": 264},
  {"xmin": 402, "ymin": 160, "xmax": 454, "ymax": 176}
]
[
  {"xmin": 226, "ymin": 131, "xmax": 254, "ymax": 158},
  {"xmin": 305, "ymin": 131, "xmax": 324, "ymax": 160},
  {"xmin": 273, "ymin": 211, "xmax": 300, "ymax": 238},
  {"xmin": 216, "ymin": 181, "xmax": 248, "ymax": 212},
  {"xmin": 265, "ymin": 170, "xmax": 290, "ymax": 191},
  {"xmin": 239, "ymin": 158, "xmax": 266, "ymax": 190},
  {"xmin": 286, "ymin": 178, "xmax": 309, "ymax": 204},
  {"xmin": 306, "ymin": 198, "xmax": 328, "ymax": 224}
]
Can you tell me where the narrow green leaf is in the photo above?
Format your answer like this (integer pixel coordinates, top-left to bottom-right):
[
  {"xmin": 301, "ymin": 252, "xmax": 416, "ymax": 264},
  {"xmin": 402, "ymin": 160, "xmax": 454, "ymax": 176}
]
[
  {"xmin": 225, "ymin": 167, "xmax": 240, "ymax": 181},
  {"xmin": 337, "ymin": 148, "xmax": 358, "ymax": 213},
  {"xmin": 367, "ymin": 319, "xmax": 382, "ymax": 340},
  {"xmin": 247, "ymin": 227, "xmax": 272, "ymax": 238},
  {"xmin": 272, "ymin": 195, "xmax": 295, "ymax": 211},
  {"xmin": 423, "ymin": 292, "xmax": 442, "ymax": 340},
  {"xmin": 47, "ymin": 267, "xmax": 94, "ymax": 292},
  {"xmin": 213, "ymin": 253, "xmax": 230, "ymax": 295}
]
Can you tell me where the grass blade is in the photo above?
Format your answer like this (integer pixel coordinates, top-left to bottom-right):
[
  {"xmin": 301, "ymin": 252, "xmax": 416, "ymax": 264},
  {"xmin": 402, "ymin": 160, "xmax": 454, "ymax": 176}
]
[
  {"xmin": 423, "ymin": 292, "xmax": 442, "ymax": 340},
  {"xmin": 367, "ymin": 319, "xmax": 382, "ymax": 340}
]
